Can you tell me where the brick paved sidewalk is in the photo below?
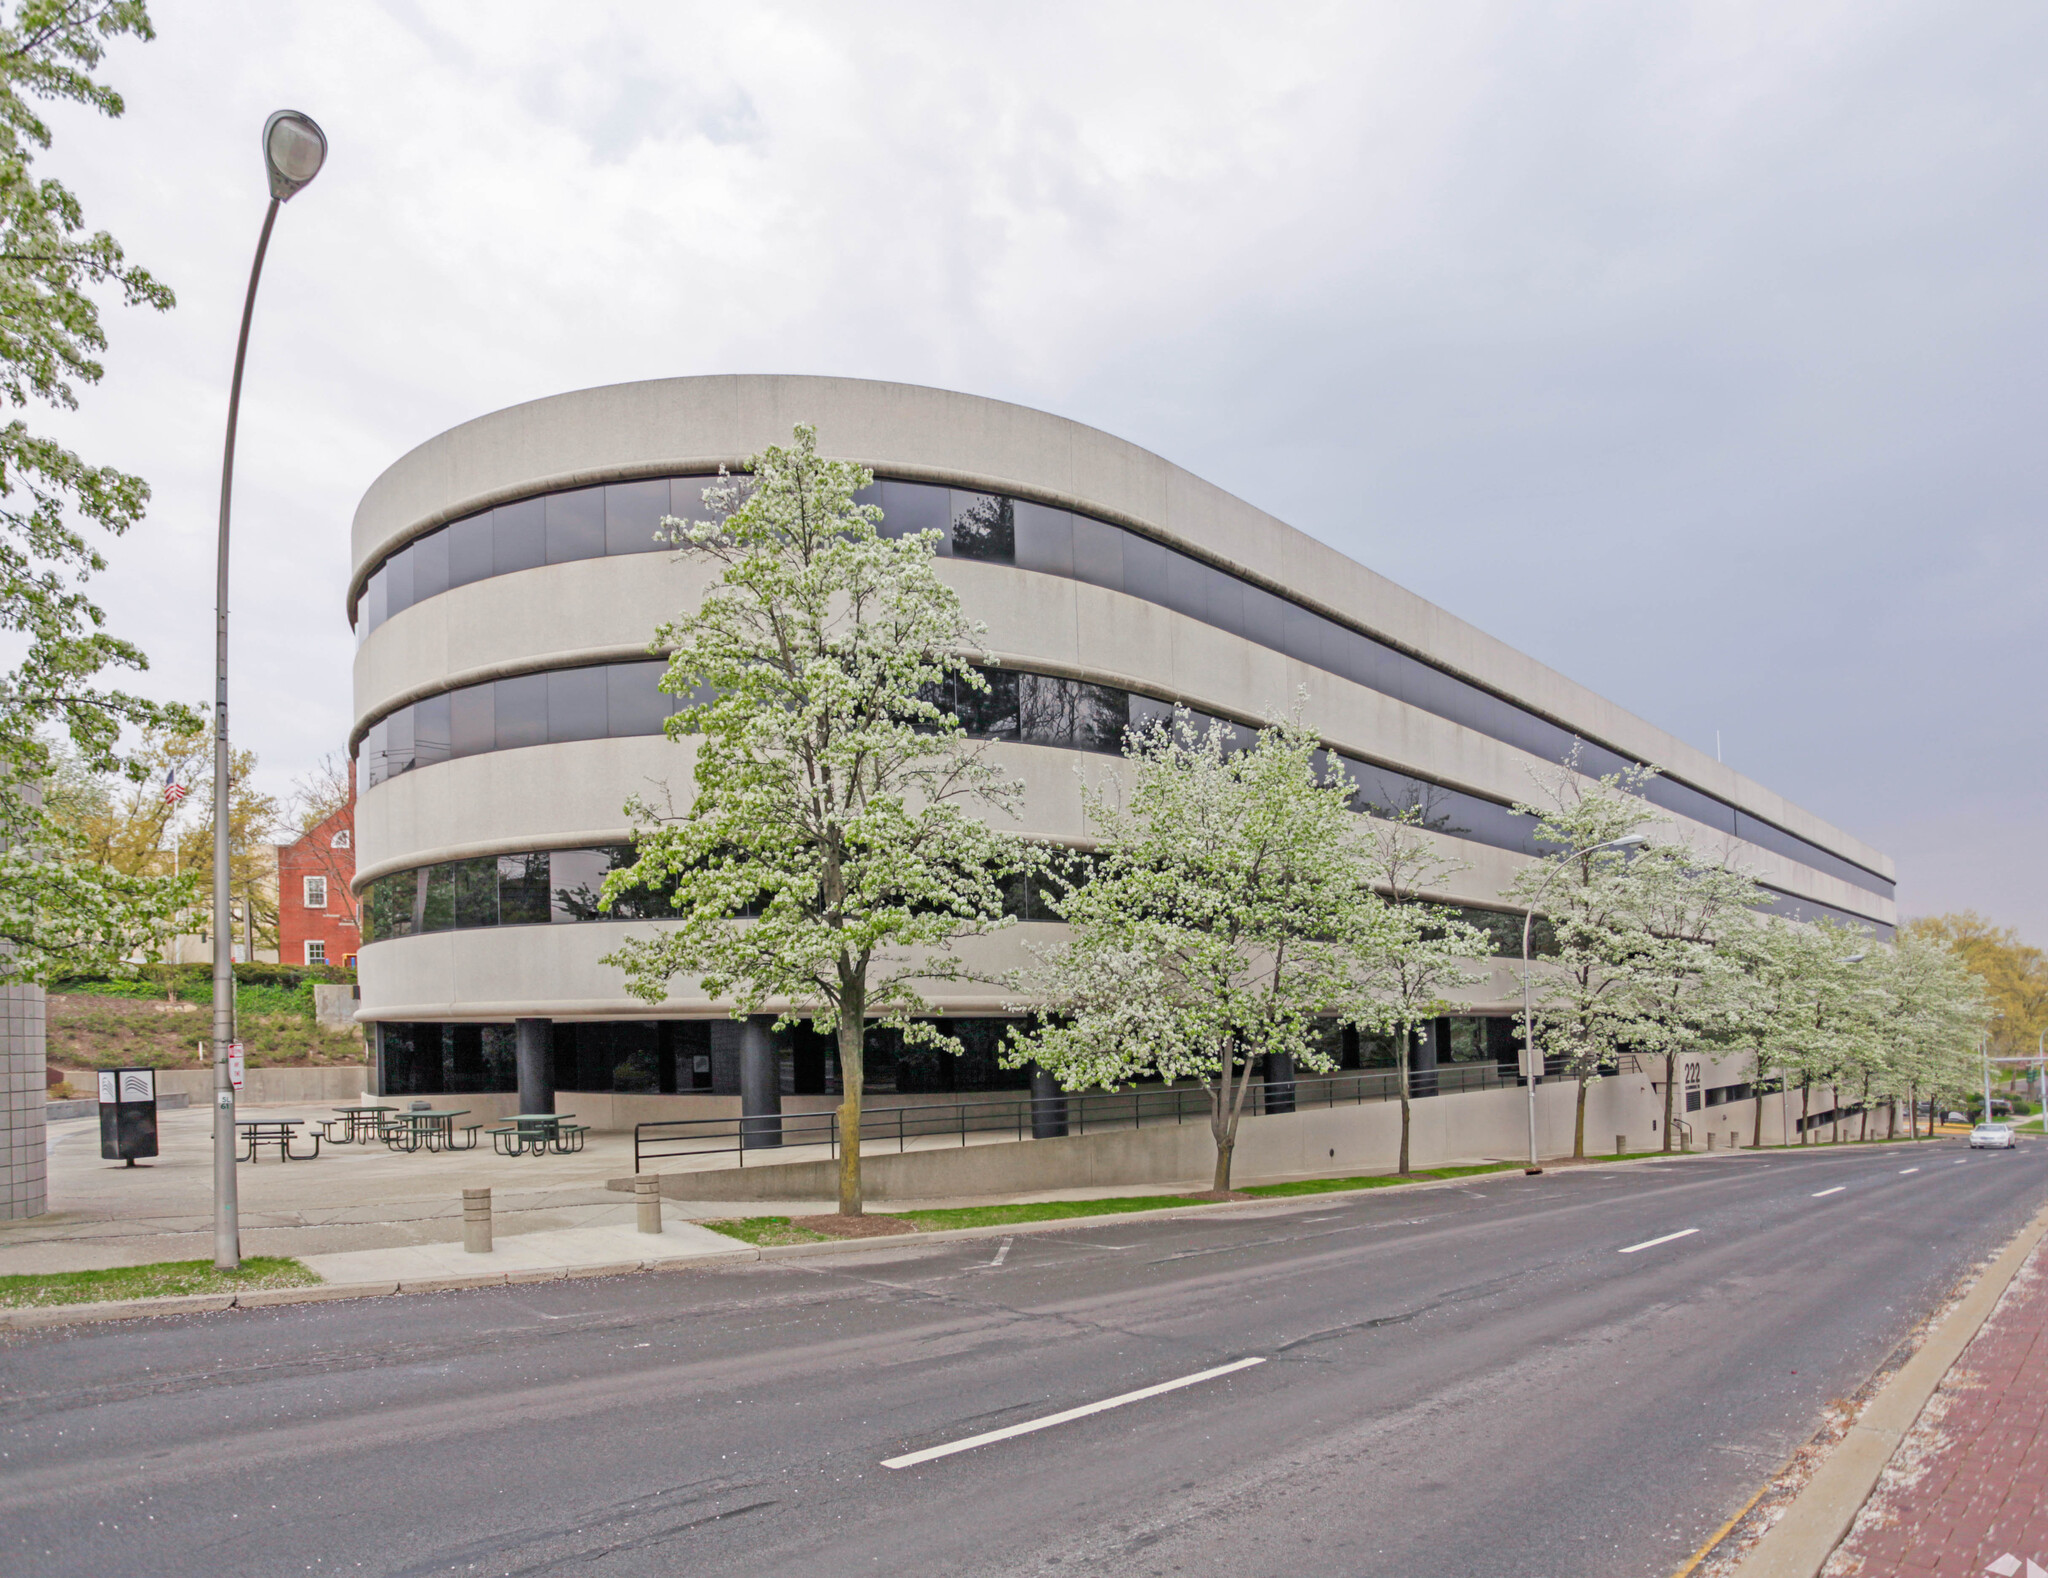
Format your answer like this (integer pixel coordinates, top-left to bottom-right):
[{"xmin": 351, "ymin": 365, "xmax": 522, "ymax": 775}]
[{"xmin": 1828, "ymin": 1237, "xmax": 2048, "ymax": 1576}]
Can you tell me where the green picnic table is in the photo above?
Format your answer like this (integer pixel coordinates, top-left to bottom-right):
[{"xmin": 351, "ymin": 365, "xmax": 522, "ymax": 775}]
[
  {"xmin": 378, "ymin": 1109, "xmax": 477, "ymax": 1153},
  {"xmin": 323, "ymin": 1104, "xmax": 394, "ymax": 1144},
  {"xmin": 488, "ymin": 1113, "xmax": 586, "ymax": 1156}
]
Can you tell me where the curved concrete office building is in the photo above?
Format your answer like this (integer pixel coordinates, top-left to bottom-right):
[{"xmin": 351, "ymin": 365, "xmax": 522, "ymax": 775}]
[{"xmin": 349, "ymin": 375, "xmax": 1895, "ymax": 1127}]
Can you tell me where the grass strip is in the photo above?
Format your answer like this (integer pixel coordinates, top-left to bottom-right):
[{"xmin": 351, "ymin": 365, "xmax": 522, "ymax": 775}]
[
  {"xmin": 707, "ymin": 1166, "xmax": 1533, "ymax": 1244},
  {"xmin": 701, "ymin": 1217, "xmax": 834, "ymax": 1247},
  {"xmin": 1242, "ymin": 1161, "xmax": 1520, "ymax": 1197},
  {"xmin": 0, "ymin": 1256, "xmax": 318, "ymax": 1309},
  {"xmin": 892, "ymin": 1195, "xmax": 1214, "ymax": 1231}
]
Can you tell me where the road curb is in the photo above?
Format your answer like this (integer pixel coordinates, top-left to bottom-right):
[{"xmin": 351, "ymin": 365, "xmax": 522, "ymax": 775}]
[
  {"xmin": 1724, "ymin": 1194, "xmax": 2048, "ymax": 1578},
  {"xmin": 0, "ymin": 1144, "xmax": 1866, "ymax": 1333}
]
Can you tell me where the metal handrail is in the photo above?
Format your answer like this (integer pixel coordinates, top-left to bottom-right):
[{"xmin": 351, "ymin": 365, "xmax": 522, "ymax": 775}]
[{"xmin": 632, "ymin": 1056, "xmax": 1557, "ymax": 1173}]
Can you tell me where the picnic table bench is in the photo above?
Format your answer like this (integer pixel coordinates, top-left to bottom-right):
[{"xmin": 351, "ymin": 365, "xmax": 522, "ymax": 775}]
[
  {"xmin": 236, "ymin": 1118, "xmax": 320, "ymax": 1162},
  {"xmin": 488, "ymin": 1114, "xmax": 589, "ymax": 1156},
  {"xmin": 378, "ymin": 1109, "xmax": 479, "ymax": 1153},
  {"xmin": 319, "ymin": 1104, "xmax": 395, "ymax": 1144}
]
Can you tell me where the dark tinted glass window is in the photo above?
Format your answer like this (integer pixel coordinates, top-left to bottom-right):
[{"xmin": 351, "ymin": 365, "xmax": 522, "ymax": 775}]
[
  {"xmin": 611, "ymin": 1022, "xmax": 660, "ymax": 1093},
  {"xmin": 951, "ymin": 492, "xmax": 1014, "ymax": 561},
  {"xmin": 360, "ymin": 567, "xmax": 387, "ymax": 633},
  {"xmin": 1070, "ymin": 514, "xmax": 1124, "ymax": 591},
  {"xmin": 448, "ymin": 514, "xmax": 493, "ymax": 589},
  {"xmin": 450, "ymin": 682, "xmax": 494, "ymax": 758},
  {"xmin": 879, "ymin": 480, "xmax": 949, "ymax": 543},
  {"xmin": 493, "ymin": 497, "xmax": 545, "ymax": 574},
  {"xmin": 605, "ymin": 479, "xmax": 671, "ymax": 556},
  {"xmin": 494, "ymin": 674, "xmax": 547, "ymax": 750},
  {"xmin": 1018, "ymin": 674, "xmax": 1074, "ymax": 746},
  {"xmin": 956, "ymin": 668, "xmax": 1020, "ymax": 737},
  {"xmin": 550, "ymin": 848, "xmax": 609, "ymax": 922},
  {"xmin": 669, "ymin": 474, "xmax": 727, "ymax": 528},
  {"xmin": 606, "ymin": 661, "xmax": 671, "ymax": 737},
  {"xmin": 420, "ymin": 863, "xmax": 457, "ymax": 932},
  {"xmin": 384, "ymin": 706, "xmax": 415, "ymax": 779},
  {"xmin": 413, "ymin": 693, "xmax": 451, "ymax": 769},
  {"xmin": 411, "ymin": 529, "xmax": 449, "ymax": 603},
  {"xmin": 545, "ymin": 487, "xmax": 605, "ymax": 564},
  {"xmin": 498, "ymin": 852, "xmax": 551, "ymax": 925},
  {"xmin": 604, "ymin": 847, "xmax": 677, "ymax": 919},
  {"xmin": 1014, "ymin": 501, "xmax": 1072, "ymax": 576},
  {"xmin": 452, "ymin": 856, "xmax": 499, "ymax": 928},
  {"xmin": 547, "ymin": 665, "xmax": 608, "ymax": 743},
  {"xmin": 1073, "ymin": 683, "xmax": 1129, "ymax": 752},
  {"xmin": 384, "ymin": 542, "xmax": 415, "ymax": 618},
  {"xmin": 1122, "ymin": 533, "xmax": 1169, "ymax": 604},
  {"xmin": 364, "ymin": 871, "xmax": 417, "ymax": 941},
  {"xmin": 360, "ymin": 717, "xmax": 389, "ymax": 788}
]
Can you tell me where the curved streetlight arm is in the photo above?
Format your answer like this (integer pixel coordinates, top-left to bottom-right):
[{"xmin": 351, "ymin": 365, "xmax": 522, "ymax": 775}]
[{"xmin": 1517, "ymin": 834, "xmax": 1646, "ymax": 1174}]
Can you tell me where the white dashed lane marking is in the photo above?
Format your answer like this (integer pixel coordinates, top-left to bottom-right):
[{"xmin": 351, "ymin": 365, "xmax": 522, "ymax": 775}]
[
  {"xmin": 1619, "ymin": 1229, "xmax": 1699, "ymax": 1254},
  {"xmin": 881, "ymin": 1358, "xmax": 1267, "ymax": 1470}
]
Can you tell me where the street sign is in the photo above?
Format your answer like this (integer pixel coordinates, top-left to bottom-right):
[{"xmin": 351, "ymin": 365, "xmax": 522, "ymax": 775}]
[{"xmin": 228, "ymin": 1043, "xmax": 245, "ymax": 1091}]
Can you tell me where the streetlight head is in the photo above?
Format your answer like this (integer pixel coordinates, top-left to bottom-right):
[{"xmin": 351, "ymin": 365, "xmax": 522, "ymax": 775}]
[
  {"xmin": 1604, "ymin": 834, "xmax": 1649, "ymax": 852},
  {"xmin": 1845, "ymin": 952, "xmax": 1867, "ymax": 964},
  {"xmin": 263, "ymin": 110, "xmax": 327, "ymax": 202}
]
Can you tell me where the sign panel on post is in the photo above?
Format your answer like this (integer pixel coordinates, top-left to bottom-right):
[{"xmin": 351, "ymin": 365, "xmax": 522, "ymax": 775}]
[
  {"xmin": 99, "ymin": 1065, "xmax": 159, "ymax": 1165},
  {"xmin": 228, "ymin": 1043, "xmax": 245, "ymax": 1092}
]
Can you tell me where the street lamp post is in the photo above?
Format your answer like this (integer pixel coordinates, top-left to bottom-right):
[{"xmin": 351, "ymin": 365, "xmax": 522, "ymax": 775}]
[
  {"xmin": 211, "ymin": 110, "xmax": 328, "ymax": 1271},
  {"xmin": 1518, "ymin": 833, "xmax": 1647, "ymax": 1175}
]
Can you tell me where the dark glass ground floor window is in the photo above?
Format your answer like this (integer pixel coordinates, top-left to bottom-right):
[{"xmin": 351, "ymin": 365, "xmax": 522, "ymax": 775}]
[{"xmin": 377, "ymin": 1018, "xmax": 1039, "ymax": 1097}]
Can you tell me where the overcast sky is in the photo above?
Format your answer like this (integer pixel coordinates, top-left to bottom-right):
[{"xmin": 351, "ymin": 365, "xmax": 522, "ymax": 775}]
[{"xmin": 29, "ymin": 1, "xmax": 2048, "ymax": 940}]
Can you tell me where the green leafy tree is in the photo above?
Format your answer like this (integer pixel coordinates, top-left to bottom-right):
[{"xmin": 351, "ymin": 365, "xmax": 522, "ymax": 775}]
[
  {"xmin": 604, "ymin": 426, "xmax": 1033, "ymax": 1216},
  {"xmin": 0, "ymin": 2, "xmax": 195, "ymax": 982},
  {"xmin": 1007, "ymin": 709, "xmax": 1394, "ymax": 1193},
  {"xmin": 1352, "ymin": 808, "xmax": 1486, "ymax": 1174},
  {"xmin": 1505, "ymin": 762, "xmax": 1659, "ymax": 1158}
]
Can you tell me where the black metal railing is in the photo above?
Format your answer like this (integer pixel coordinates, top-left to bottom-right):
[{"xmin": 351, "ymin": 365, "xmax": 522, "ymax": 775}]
[{"xmin": 632, "ymin": 1056, "xmax": 1562, "ymax": 1173}]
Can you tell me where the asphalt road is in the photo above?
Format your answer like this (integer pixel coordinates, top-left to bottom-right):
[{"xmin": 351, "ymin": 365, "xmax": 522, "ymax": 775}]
[{"xmin": 3, "ymin": 1140, "xmax": 2043, "ymax": 1578}]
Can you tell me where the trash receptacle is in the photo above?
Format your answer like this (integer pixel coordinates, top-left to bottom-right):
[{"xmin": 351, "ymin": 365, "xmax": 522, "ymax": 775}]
[{"xmin": 98, "ymin": 1067, "xmax": 159, "ymax": 1166}]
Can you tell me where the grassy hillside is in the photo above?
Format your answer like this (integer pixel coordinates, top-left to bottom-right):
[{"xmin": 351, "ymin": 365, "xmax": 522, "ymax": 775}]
[{"xmin": 48, "ymin": 967, "xmax": 365, "ymax": 1071}]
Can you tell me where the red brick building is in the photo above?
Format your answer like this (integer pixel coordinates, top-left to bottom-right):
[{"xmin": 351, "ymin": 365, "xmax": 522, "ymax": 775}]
[{"xmin": 277, "ymin": 796, "xmax": 358, "ymax": 968}]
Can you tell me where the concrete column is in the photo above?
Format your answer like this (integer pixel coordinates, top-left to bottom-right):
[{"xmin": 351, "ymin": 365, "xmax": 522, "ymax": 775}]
[
  {"xmin": 514, "ymin": 1017, "xmax": 554, "ymax": 1115},
  {"xmin": 739, "ymin": 1016, "xmax": 782, "ymax": 1149},
  {"xmin": 1029, "ymin": 1066, "xmax": 1068, "ymax": 1139},
  {"xmin": 1266, "ymin": 1052, "xmax": 1296, "ymax": 1115},
  {"xmin": 1412, "ymin": 1021, "xmax": 1441, "ymax": 1098},
  {"xmin": 0, "ymin": 983, "xmax": 47, "ymax": 1219}
]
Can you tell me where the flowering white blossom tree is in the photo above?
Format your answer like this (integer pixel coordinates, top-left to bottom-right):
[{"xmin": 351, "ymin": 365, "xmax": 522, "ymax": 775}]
[
  {"xmin": 1007, "ymin": 710, "xmax": 1393, "ymax": 1193},
  {"xmin": 603, "ymin": 425, "xmax": 1035, "ymax": 1216},
  {"xmin": 1621, "ymin": 836, "xmax": 1766, "ymax": 1153},
  {"xmin": 1505, "ymin": 763, "xmax": 1660, "ymax": 1158},
  {"xmin": 1352, "ymin": 809, "xmax": 1486, "ymax": 1174}
]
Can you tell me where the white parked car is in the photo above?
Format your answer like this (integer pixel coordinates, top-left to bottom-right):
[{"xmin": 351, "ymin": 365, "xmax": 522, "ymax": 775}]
[{"xmin": 1969, "ymin": 1123, "xmax": 2017, "ymax": 1150}]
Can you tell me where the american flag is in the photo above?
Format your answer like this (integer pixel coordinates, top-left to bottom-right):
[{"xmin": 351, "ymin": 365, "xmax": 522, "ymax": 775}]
[{"xmin": 162, "ymin": 770, "xmax": 189, "ymax": 807}]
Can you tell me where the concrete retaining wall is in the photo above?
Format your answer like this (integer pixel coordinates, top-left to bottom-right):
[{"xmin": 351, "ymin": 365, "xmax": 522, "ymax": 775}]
[
  {"xmin": 150, "ymin": 1066, "xmax": 373, "ymax": 1105},
  {"xmin": 627, "ymin": 1077, "xmax": 1672, "ymax": 1202}
]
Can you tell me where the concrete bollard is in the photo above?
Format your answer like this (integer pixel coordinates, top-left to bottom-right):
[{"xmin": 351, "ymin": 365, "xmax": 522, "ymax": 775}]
[
  {"xmin": 1706, "ymin": 1132, "xmax": 1717, "ymax": 1151},
  {"xmin": 1615, "ymin": 1134, "xmax": 1627, "ymax": 1156},
  {"xmin": 634, "ymin": 1174, "xmax": 663, "ymax": 1235},
  {"xmin": 463, "ymin": 1187, "xmax": 492, "ymax": 1254}
]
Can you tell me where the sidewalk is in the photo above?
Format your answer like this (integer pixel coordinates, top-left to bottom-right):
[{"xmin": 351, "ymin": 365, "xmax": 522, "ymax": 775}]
[{"xmin": 1824, "ymin": 1233, "xmax": 2048, "ymax": 1575}]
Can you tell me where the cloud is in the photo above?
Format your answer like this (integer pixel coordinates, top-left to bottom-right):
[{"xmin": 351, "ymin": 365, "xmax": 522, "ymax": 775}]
[{"xmin": 27, "ymin": 0, "xmax": 2048, "ymax": 937}]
